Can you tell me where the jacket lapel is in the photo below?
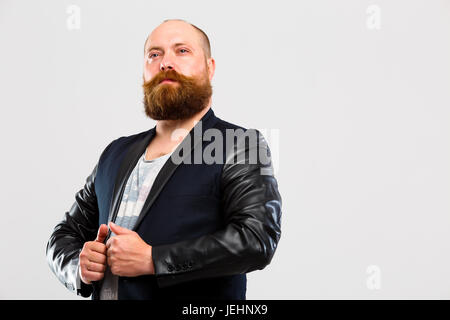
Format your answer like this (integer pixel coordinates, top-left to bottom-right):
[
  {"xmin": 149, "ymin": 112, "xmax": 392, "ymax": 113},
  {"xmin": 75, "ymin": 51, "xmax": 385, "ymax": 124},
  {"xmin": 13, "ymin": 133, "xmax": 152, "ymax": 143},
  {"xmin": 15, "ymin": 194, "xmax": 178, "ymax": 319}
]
[
  {"xmin": 106, "ymin": 127, "xmax": 156, "ymax": 239},
  {"xmin": 132, "ymin": 108, "xmax": 218, "ymax": 232},
  {"xmin": 106, "ymin": 107, "xmax": 218, "ymax": 238}
]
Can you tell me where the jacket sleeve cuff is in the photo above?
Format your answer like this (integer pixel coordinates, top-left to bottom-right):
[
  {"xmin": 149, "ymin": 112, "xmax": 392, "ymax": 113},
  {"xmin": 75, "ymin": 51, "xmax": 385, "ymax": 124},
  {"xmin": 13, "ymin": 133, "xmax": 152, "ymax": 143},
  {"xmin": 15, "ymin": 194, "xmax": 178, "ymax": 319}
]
[
  {"xmin": 152, "ymin": 244, "xmax": 197, "ymax": 288},
  {"xmin": 75, "ymin": 262, "xmax": 93, "ymax": 298}
]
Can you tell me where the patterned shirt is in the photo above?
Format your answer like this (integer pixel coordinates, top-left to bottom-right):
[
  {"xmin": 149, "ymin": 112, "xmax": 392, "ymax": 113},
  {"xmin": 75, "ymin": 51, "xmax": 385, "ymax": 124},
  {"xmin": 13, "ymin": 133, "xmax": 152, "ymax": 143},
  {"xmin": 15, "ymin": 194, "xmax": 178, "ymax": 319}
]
[{"xmin": 99, "ymin": 149, "xmax": 173, "ymax": 300}]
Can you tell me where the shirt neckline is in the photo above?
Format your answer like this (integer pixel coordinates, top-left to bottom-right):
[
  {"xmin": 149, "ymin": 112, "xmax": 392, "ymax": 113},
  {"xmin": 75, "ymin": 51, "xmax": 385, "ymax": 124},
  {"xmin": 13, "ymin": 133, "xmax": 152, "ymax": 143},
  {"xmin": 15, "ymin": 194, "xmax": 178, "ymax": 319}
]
[{"xmin": 141, "ymin": 148, "xmax": 173, "ymax": 164}]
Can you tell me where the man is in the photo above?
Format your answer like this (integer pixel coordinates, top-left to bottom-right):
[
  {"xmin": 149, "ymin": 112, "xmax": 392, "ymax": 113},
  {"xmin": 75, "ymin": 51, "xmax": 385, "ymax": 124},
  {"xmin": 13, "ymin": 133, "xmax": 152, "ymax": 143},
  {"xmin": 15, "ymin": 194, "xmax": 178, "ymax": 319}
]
[{"xmin": 46, "ymin": 19, "xmax": 282, "ymax": 300}]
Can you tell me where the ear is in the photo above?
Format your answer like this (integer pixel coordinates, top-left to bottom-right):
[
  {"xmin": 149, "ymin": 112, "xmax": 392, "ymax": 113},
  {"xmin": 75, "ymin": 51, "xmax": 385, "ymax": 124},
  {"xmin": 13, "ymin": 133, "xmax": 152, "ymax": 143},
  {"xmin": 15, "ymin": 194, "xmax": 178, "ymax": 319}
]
[{"xmin": 206, "ymin": 57, "xmax": 215, "ymax": 82}]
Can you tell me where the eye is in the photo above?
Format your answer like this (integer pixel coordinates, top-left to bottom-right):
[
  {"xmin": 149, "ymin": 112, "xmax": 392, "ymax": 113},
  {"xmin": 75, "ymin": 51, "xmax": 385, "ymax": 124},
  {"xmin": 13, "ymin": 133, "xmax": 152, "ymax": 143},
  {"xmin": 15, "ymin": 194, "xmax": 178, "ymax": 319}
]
[
  {"xmin": 148, "ymin": 52, "xmax": 159, "ymax": 59},
  {"xmin": 179, "ymin": 48, "xmax": 189, "ymax": 53}
]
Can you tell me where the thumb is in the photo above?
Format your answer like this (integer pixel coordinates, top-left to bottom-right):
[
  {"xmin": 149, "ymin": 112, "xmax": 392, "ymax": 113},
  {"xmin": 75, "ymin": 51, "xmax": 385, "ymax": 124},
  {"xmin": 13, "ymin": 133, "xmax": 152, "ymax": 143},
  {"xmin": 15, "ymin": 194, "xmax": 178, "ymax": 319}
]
[
  {"xmin": 109, "ymin": 222, "xmax": 133, "ymax": 235},
  {"xmin": 95, "ymin": 224, "xmax": 108, "ymax": 243}
]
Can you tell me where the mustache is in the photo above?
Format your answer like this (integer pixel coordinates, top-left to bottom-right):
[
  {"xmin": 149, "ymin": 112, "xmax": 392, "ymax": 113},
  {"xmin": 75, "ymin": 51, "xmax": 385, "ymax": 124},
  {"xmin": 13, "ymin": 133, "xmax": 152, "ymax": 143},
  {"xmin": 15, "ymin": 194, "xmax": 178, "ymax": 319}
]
[
  {"xmin": 143, "ymin": 69, "xmax": 193, "ymax": 88},
  {"xmin": 142, "ymin": 68, "xmax": 213, "ymax": 121}
]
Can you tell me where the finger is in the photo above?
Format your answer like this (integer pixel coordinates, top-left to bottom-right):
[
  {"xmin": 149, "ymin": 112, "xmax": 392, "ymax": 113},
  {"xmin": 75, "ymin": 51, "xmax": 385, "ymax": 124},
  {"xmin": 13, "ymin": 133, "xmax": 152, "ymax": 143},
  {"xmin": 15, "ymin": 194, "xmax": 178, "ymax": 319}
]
[
  {"xmin": 95, "ymin": 224, "xmax": 109, "ymax": 243},
  {"xmin": 86, "ymin": 261, "xmax": 107, "ymax": 273},
  {"xmin": 89, "ymin": 242, "xmax": 107, "ymax": 255},
  {"xmin": 81, "ymin": 268, "xmax": 104, "ymax": 282},
  {"xmin": 106, "ymin": 237, "xmax": 113, "ymax": 250},
  {"xmin": 109, "ymin": 222, "xmax": 132, "ymax": 235},
  {"xmin": 88, "ymin": 251, "xmax": 107, "ymax": 265}
]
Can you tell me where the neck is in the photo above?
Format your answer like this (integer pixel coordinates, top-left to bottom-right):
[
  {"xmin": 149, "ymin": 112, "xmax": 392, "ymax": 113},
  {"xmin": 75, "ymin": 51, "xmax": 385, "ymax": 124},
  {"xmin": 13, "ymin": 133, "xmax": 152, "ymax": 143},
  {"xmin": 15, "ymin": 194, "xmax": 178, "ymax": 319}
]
[{"xmin": 155, "ymin": 98, "xmax": 212, "ymax": 142}]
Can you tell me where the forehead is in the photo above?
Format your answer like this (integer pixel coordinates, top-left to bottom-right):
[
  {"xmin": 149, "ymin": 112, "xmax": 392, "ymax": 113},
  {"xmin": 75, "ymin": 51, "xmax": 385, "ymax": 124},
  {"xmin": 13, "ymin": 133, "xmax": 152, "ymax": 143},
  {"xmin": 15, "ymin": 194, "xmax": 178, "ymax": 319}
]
[{"xmin": 145, "ymin": 21, "xmax": 201, "ymax": 52}]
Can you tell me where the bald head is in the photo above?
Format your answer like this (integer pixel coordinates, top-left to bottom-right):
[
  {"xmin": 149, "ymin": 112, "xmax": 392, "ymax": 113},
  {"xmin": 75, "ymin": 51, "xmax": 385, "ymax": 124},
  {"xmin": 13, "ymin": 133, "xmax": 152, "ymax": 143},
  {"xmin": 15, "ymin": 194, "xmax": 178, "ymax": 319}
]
[{"xmin": 144, "ymin": 19, "xmax": 211, "ymax": 59}]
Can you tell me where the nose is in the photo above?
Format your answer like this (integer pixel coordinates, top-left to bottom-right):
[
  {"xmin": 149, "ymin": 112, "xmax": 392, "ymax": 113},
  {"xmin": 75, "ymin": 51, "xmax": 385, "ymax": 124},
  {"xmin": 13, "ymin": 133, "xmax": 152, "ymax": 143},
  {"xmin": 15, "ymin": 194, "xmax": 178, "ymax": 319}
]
[{"xmin": 160, "ymin": 62, "xmax": 174, "ymax": 72}]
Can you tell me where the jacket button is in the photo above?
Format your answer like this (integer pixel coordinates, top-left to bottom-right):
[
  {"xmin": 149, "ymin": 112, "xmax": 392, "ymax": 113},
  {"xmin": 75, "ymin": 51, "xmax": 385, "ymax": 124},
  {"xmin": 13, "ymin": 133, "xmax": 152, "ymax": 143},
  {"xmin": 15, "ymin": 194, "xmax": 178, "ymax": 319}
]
[{"xmin": 168, "ymin": 265, "xmax": 174, "ymax": 272}]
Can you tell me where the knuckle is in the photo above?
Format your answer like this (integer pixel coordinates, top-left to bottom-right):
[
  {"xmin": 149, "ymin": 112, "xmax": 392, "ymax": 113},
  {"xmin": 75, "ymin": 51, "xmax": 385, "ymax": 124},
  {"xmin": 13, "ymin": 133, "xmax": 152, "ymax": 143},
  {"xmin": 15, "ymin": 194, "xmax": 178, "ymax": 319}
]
[
  {"xmin": 94, "ymin": 273, "xmax": 104, "ymax": 281},
  {"xmin": 79, "ymin": 257, "xmax": 87, "ymax": 266},
  {"xmin": 81, "ymin": 272, "xmax": 89, "ymax": 281},
  {"xmin": 83, "ymin": 241, "xmax": 93, "ymax": 250}
]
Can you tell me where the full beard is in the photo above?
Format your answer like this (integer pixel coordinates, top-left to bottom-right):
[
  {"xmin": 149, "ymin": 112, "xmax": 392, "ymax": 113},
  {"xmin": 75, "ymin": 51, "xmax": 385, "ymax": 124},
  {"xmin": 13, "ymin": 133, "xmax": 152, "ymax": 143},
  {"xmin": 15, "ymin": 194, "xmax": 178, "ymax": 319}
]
[{"xmin": 142, "ymin": 69, "xmax": 213, "ymax": 120}]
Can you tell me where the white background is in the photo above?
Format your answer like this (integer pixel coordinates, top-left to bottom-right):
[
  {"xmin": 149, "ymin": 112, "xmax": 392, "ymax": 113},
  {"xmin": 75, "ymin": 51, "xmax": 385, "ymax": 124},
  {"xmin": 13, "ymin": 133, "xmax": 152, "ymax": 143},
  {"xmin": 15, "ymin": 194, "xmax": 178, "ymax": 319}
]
[{"xmin": 0, "ymin": 0, "xmax": 449, "ymax": 299}]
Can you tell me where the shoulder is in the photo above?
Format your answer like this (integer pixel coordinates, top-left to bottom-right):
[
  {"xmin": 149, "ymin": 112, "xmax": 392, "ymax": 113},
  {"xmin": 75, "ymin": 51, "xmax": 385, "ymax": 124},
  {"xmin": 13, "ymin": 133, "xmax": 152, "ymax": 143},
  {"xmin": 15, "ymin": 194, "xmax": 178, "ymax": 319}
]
[
  {"xmin": 99, "ymin": 128, "xmax": 153, "ymax": 161},
  {"xmin": 212, "ymin": 114, "xmax": 264, "ymax": 141},
  {"xmin": 210, "ymin": 115, "xmax": 270, "ymax": 169},
  {"xmin": 213, "ymin": 116, "xmax": 247, "ymax": 133},
  {"xmin": 111, "ymin": 129, "xmax": 151, "ymax": 147},
  {"xmin": 213, "ymin": 115, "xmax": 266, "ymax": 146}
]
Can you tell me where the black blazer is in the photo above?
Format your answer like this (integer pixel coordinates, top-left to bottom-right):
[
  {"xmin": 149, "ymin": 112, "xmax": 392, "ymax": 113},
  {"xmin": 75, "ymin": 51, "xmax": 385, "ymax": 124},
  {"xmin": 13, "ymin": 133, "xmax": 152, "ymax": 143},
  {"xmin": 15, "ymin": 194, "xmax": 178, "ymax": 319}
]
[{"xmin": 46, "ymin": 107, "xmax": 282, "ymax": 300}]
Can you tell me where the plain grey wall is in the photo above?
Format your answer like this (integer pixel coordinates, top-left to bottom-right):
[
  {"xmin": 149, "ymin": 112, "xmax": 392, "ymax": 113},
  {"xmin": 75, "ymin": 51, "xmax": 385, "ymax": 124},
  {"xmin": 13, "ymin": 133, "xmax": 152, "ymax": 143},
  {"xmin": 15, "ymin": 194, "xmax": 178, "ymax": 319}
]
[{"xmin": 0, "ymin": 0, "xmax": 449, "ymax": 299}]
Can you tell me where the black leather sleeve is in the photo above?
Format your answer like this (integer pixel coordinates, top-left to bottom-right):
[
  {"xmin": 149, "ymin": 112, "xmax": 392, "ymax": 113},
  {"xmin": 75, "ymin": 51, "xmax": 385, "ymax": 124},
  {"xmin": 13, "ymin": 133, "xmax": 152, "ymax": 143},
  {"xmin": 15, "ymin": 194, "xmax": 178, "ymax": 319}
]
[
  {"xmin": 152, "ymin": 129, "xmax": 282, "ymax": 288},
  {"xmin": 45, "ymin": 141, "xmax": 114, "ymax": 297}
]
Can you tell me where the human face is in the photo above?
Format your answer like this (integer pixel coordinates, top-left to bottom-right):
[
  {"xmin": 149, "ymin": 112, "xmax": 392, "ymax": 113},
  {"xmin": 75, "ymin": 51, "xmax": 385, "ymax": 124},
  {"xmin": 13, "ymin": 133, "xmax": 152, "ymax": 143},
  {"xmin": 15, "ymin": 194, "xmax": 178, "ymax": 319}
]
[
  {"xmin": 142, "ymin": 21, "xmax": 215, "ymax": 120},
  {"xmin": 143, "ymin": 20, "xmax": 215, "ymax": 84}
]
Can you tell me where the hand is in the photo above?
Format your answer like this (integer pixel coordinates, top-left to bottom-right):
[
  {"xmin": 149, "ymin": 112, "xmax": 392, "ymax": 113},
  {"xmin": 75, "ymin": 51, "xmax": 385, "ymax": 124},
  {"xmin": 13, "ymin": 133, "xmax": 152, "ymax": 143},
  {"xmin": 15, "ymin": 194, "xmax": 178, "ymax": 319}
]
[
  {"xmin": 79, "ymin": 224, "xmax": 108, "ymax": 285},
  {"xmin": 106, "ymin": 222, "xmax": 155, "ymax": 277}
]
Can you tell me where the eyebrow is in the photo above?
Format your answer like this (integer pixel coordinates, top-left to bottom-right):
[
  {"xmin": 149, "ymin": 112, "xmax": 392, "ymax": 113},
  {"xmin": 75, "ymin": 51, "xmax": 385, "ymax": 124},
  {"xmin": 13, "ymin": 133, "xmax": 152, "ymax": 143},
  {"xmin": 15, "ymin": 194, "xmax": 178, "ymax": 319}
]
[{"xmin": 146, "ymin": 42, "xmax": 192, "ymax": 53}]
